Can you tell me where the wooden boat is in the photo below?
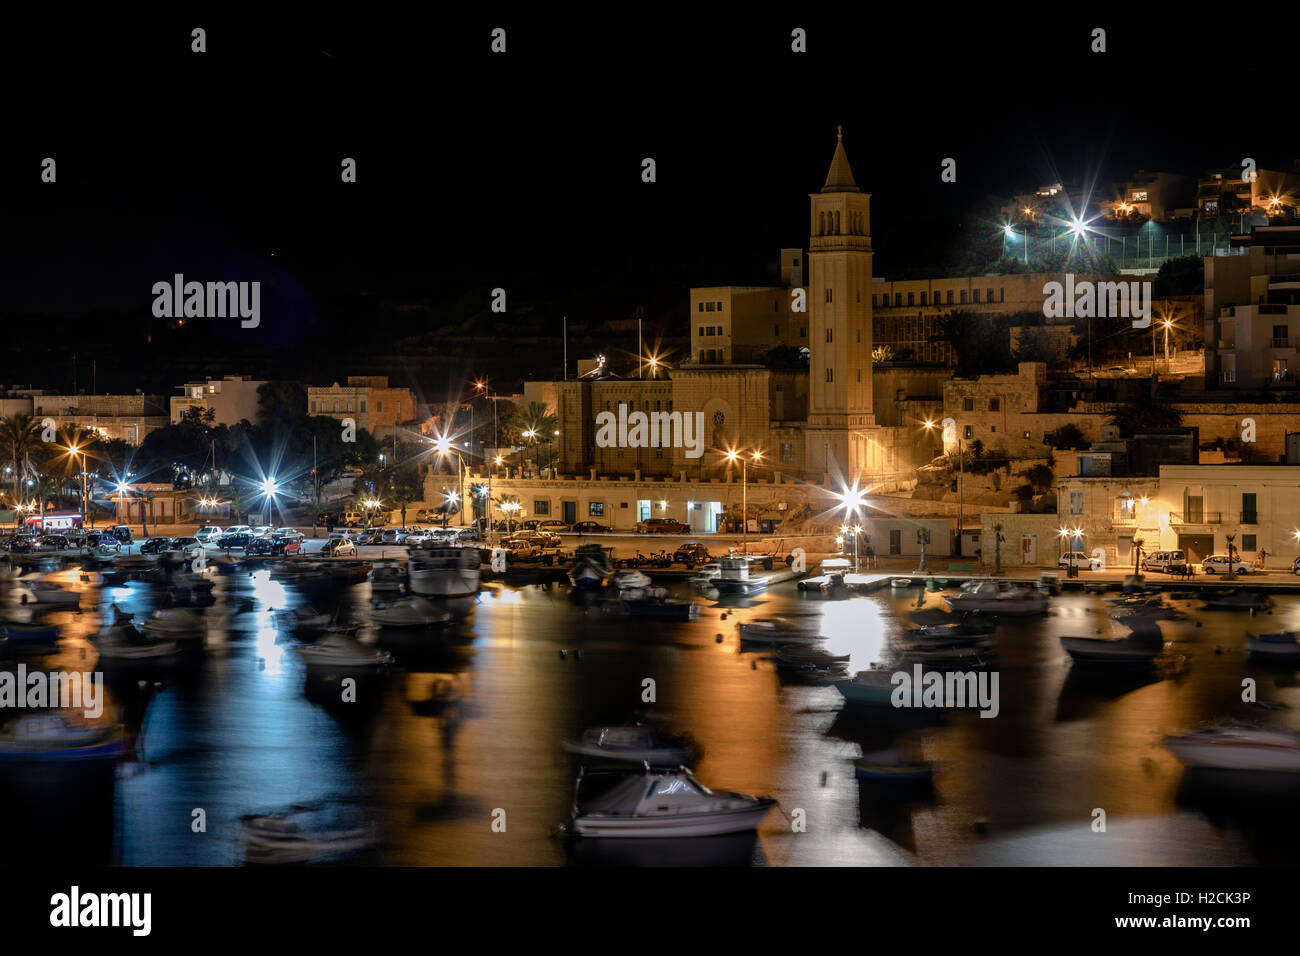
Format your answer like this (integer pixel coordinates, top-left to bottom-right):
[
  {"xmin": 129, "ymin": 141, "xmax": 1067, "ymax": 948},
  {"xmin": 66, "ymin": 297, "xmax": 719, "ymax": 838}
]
[
  {"xmin": 833, "ymin": 667, "xmax": 896, "ymax": 707},
  {"xmin": 1245, "ymin": 631, "xmax": 1300, "ymax": 660}
]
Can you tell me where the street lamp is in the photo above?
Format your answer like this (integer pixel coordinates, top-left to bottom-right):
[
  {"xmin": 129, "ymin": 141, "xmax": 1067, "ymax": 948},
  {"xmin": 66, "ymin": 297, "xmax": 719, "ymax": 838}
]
[
  {"xmin": 835, "ymin": 483, "xmax": 867, "ymax": 570},
  {"xmin": 924, "ymin": 418, "xmax": 964, "ymax": 556},
  {"xmin": 725, "ymin": 448, "xmax": 763, "ymax": 555}
]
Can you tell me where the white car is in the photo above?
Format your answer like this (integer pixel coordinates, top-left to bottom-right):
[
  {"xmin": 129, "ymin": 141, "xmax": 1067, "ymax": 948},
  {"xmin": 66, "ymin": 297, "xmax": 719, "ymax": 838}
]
[
  {"xmin": 251, "ymin": 526, "xmax": 275, "ymax": 538},
  {"xmin": 1058, "ymin": 551, "xmax": 1100, "ymax": 571},
  {"xmin": 380, "ymin": 528, "xmax": 408, "ymax": 545},
  {"xmin": 1201, "ymin": 554, "xmax": 1251, "ymax": 575},
  {"xmin": 403, "ymin": 529, "xmax": 435, "ymax": 546},
  {"xmin": 225, "ymin": 525, "xmax": 253, "ymax": 537},
  {"xmin": 1141, "ymin": 550, "xmax": 1188, "ymax": 574},
  {"xmin": 195, "ymin": 526, "xmax": 223, "ymax": 543}
]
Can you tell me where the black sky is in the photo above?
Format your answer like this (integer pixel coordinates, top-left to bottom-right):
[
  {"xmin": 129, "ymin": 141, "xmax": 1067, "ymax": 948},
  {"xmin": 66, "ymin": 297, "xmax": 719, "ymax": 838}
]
[{"xmin": 3, "ymin": 11, "xmax": 1297, "ymax": 398}]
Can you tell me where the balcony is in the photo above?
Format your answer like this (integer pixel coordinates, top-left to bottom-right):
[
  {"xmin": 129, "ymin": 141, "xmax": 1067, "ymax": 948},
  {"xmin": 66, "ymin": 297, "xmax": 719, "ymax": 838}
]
[
  {"xmin": 1273, "ymin": 338, "xmax": 1293, "ymax": 348},
  {"xmin": 1169, "ymin": 511, "xmax": 1222, "ymax": 525}
]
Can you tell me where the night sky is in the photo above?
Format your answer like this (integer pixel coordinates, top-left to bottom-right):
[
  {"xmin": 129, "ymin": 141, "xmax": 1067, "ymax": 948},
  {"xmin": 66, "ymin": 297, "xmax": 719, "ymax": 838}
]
[{"xmin": 3, "ymin": 12, "xmax": 1295, "ymax": 399}]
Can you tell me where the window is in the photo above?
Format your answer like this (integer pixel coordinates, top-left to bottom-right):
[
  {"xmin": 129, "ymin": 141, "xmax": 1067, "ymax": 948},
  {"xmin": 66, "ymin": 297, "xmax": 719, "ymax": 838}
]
[
  {"xmin": 780, "ymin": 443, "xmax": 795, "ymax": 461},
  {"xmin": 1273, "ymin": 324, "xmax": 1289, "ymax": 346},
  {"xmin": 715, "ymin": 301, "xmax": 722, "ymax": 310},
  {"xmin": 907, "ymin": 293, "xmax": 915, "ymax": 306},
  {"xmin": 360, "ymin": 400, "xmax": 367, "ymax": 412},
  {"xmin": 715, "ymin": 326, "xmax": 722, "ymax": 335},
  {"xmin": 826, "ymin": 329, "xmax": 833, "ymax": 343},
  {"xmin": 895, "ymin": 293, "xmax": 903, "ymax": 306},
  {"xmin": 1070, "ymin": 491, "xmax": 1084, "ymax": 515},
  {"xmin": 346, "ymin": 402, "xmax": 353, "ymax": 412},
  {"xmin": 872, "ymin": 295, "xmax": 879, "ymax": 307},
  {"xmin": 920, "ymin": 292, "xmax": 928, "ymax": 305},
  {"xmin": 698, "ymin": 326, "xmax": 704, "ymax": 337},
  {"xmin": 826, "ymin": 368, "xmax": 834, "ymax": 382},
  {"xmin": 987, "ymin": 288, "xmax": 994, "ymax": 303},
  {"xmin": 946, "ymin": 291, "xmax": 954, "ymax": 305},
  {"xmin": 705, "ymin": 302, "xmax": 715, "ymax": 312},
  {"xmin": 1242, "ymin": 493, "xmax": 1257, "ymax": 524},
  {"xmin": 705, "ymin": 327, "xmax": 714, "ymax": 336},
  {"xmin": 533, "ymin": 500, "xmax": 550, "ymax": 515},
  {"xmin": 973, "ymin": 289, "xmax": 981, "ymax": 303},
  {"xmin": 1118, "ymin": 495, "xmax": 1135, "ymax": 518},
  {"xmin": 964, "ymin": 425, "xmax": 972, "ymax": 439},
  {"xmin": 799, "ymin": 327, "xmax": 807, "ymax": 337},
  {"xmin": 697, "ymin": 303, "xmax": 704, "ymax": 312},
  {"xmin": 960, "ymin": 290, "xmax": 968, "ymax": 304},
  {"xmin": 989, "ymin": 398, "xmax": 1000, "ymax": 411},
  {"xmin": 774, "ymin": 325, "xmax": 780, "ymax": 336},
  {"xmin": 310, "ymin": 401, "xmax": 317, "ymax": 412},
  {"xmin": 857, "ymin": 370, "xmax": 862, "ymax": 381},
  {"xmin": 1243, "ymin": 534, "xmax": 1257, "ymax": 550},
  {"xmin": 589, "ymin": 502, "xmax": 605, "ymax": 517},
  {"xmin": 826, "ymin": 289, "xmax": 833, "ymax": 303},
  {"xmin": 962, "ymin": 397, "xmax": 974, "ymax": 411}
]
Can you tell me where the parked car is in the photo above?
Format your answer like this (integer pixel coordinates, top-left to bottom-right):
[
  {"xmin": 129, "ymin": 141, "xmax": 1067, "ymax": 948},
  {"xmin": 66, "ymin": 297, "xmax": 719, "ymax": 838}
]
[
  {"xmin": 571, "ymin": 521, "xmax": 610, "ymax": 534},
  {"xmin": 1058, "ymin": 551, "xmax": 1100, "ymax": 571},
  {"xmin": 140, "ymin": 537, "xmax": 174, "ymax": 555},
  {"xmin": 249, "ymin": 534, "xmax": 302, "ymax": 556},
  {"xmin": 109, "ymin": 525, "xmax": 135, "ymax": 544},
  {"xmin": 354, "ymin": 529, "xmax": 383, "ymax": 545},
  {"xmin": 1141, "ymin": 549, "xmax": 1188, "ymax": 574},
  {"xmin": 83, "ymin": 531, "xmax": 120, "ymax": 554},
  {"xmin": 224, "ymin": 525, "xmax": 253, "ymax": 537},
  {"xmin": 454, "ymin": 527, "xmax": 479, "ymax": 542},
  {"xmin": 342, "ymin": 511, "xmax": 365, "ymax": 528},
  {"xmin": 501, "ymin": 536, "xmax": 544, "ymax": 559},
  {"xmin": 1201, "ymin": 553, "xmax": 1251, "ymax": 575},
  {"xmin": 170, "ymin": 536, "xmax": 204, "ymax": 559},
  {"xmin": 216, "ymin": 532, "xmax": 253, "ymax": 550},
  {"xmin": 380, "ymin": 528, "xmax": 409, "ymax": 545},
  {"xmin": 415, "ymin": 509, "xmax": 433, "ymax": 522},
  {"xmin": 320, "ymin": 536, "xmax": 356, "ymax": 557},
  {"xmin": 636, "ymin": 517, "xmax": 690, "ymax": 535},
  {"xmin": 1293, "ymin": 555, "xmax": 1300, "ymax": 576},
  {"xmin": 195, "ymin": 526, "xmax": 223, "ymax": 543},
  {"xmin": 36, "ymin": 535, "xmax": 70, "ymax": 552},
  {"xmin": 672, "ymin": 542, "xmax": 714, "ymax": 568},
  {"xmin": 251, "ymin": 526, "xmax": 275, "ymax": 538},
  {"xmin": 512, "ymin": 530, "xmax": 562, "ymax": 550},
  {"xmin": 5, "ymin": 536, "xmax": 39, "ymax": 553}
]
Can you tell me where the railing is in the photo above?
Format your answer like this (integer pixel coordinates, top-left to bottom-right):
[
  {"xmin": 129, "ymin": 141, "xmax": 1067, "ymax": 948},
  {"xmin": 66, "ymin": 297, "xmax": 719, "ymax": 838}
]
[
  {"xmin": 1169, "ymin": 511, "xmax": 1222, "ymax": 525},
  {"xmin": 1272, "ymin": 338, "xmax": 1292, "ymax": 348},
  {"xmin": 1269, "ymin": 371, "xmax": 1296, "ymax": 385},
  {"xmin": 1220, "ymin": 370, "xmax": 1237, "ymax": 383}
]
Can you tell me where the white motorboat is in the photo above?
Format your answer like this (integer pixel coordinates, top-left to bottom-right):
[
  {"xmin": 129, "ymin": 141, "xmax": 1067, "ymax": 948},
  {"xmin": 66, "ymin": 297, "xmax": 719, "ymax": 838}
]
[
  {"xmin": 294, "ymin": 634, "xmax": 394, "ymax": 670},
  {"xmin": 11, "ymin": 579, "xmax": 80, "ymax": 608},
  {"xmin": 736, "ymin": 617, "xmax": 821, "ymax": 644},
  {"xmin": 277, "ymin": 604, "xmax": 332, "ymax": 632},
  {"xmin": 369, "ymin": 595, "xmax": 452, "ymax": 627},
  {"xmin": 140, "ymin": 608, "xmax": 206, "ymax": 639},
  {"xmin": 715, "ymin": 555, "xmax": 767, "ymax": 595},
  {"xmin": 1164, "ymin": 723, "xmax": 1300, "ymax": 773},
  {"xmin": 1245, "ymin": 631, "xmax": 1300, "ymax": 660},
  {"xmin": 797, "ymin": 558, "xmax": 851, "ymax": 592},
  {"xmin": 612, "ymin": 569, "xmax": 652, "ymax": 590},
  {"xmin": 240, "ymin": 812, "xmax": 376, "ymax": 865},
  {"xmin": 562, "ymin": 724, "xmax": 699, "ymax": 766},
  {"xmin": 570, "ymin": 768, "xmax": 776, "ymax": 838},
  {"xmin": 944, "ymin": 581, "xmax": 1047, "ymax": 616},
  {"xmin": 408, "ymin": 546, "xmax": 480, "ymax": 598}
]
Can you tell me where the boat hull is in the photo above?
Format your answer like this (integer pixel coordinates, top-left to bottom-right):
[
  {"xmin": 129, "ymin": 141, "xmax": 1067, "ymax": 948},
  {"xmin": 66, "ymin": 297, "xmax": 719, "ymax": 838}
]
[
  {"xmin": 1165, "ymin": 738, "xmax": 1300, "ymax": 773},
  {"xmin": 572, "ymin": 799, "xmax": 776, "ymax": 838}
]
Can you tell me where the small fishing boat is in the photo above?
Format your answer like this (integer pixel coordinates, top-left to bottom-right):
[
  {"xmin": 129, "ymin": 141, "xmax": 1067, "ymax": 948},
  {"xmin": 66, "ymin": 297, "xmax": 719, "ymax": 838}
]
[
  {"xmin": 1060, "ymin": 635, "xmax": 1162, "ymax": 665},
  {"xmin": 833, "ymin": 667, "xmax": 897, "ymax": 707},
  {"xmin": 369, "ymin": 595, "xmax": 452, "ymax": 628},
  {"xmin": 736, "ymin": 617, "xmax": 821, "ymax": 645},
  {"xmin": 1164, "ymin": 722, "xmax": 1300, "ymax": 773},
  {"xmin": 570, "ymin": 768, "xmax": 776, "ymax": 838},
  {"xmin": 770, "ymin": 644, "xmax": 850, "ymax": 675},
  {"xmin": 368, "ymin": 560, "xmax": 407, "ymax": 593},
  {"xmin": 94, "ymin": 604, "xmax": 139, "ymax": 642},
  {"xmin": 688, "ymin": 563, "xmax": 722, "ymax": 588},
  {"xmin": 567, "ymin": 544, "xmax": 615, "ymax": 590},
  {"xmin": 562, "ymin": 724, "xmax": 700, "ymax": 766},
  {"xmin": 945, "ymin": 581, "xmax": 1047, "ymax": 616},
  {"xmin": 1201, "ymin": 590, "xmax": 1271, "ymax": 612},
  {"xmin": 853, "ymin": 745, "xmax": 933, "ymax": 782},
  {"xmin": 277, "ymin": 605, "xmax": 332, "ymax": 633},
  {"xmin": 408, "ymin": 545, "xmax": 480, "ymax": 598},
  {"xmin": 890, "ymin": 577, "xmax": 915, "ymax": 589},
  {"xmin": 0, "ymin": 620, "xmax": 61, "ymax": 647},
  {"xmin": 141, "ymin": 607, "xmax": 206, "ymax": 639},
  {"xmin": 11, "ymin": 579, "xmax": 80, "ymax": 608},
  {"xmin": 621, "ymin": 587, "xmax": 700, "ymax": 619},
  {"xmin": 896, "ymin": 642, "xmax": 991, "ymax": 668},
  {"xmin": 612, "ymin": 569, "xmax": 653, "ymax": 590},
  {"xmin": 240, "ymin": 811, "xmax": 376, "ymax": 865},
  {"xmin": 95, "ymin": 633, "xmax": 182, "ymax": 664},
  {"xmin": 907, "ymin": 608, "xmax": 997, "ymax": 637},
  {"xmin": 1245, "ymin": 631, "xmax": 1300, "ymax": 661},
  {"xmin": 294, "ymin": 634, "xmax": 394, "ymax": 670},
  {"xmin": 714, "ymin": 555, "xmax": 767, "ymax": 595},
  {"xmin": 0, "ymin": 715, "xmax": 128, "ymax": 765}
]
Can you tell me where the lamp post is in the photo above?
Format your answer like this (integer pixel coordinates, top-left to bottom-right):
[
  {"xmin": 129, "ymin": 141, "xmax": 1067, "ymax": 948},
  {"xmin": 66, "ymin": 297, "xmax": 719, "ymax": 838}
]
[
  {"xmin": 68, "ymin": 444, "xmax": 88, "ymax": 529},
  {"xmin": 725, "ymin": 449, "xmax": 763, "ymax": 555},
  {"xmin": 1162, "ymin": 318, "xmax": 1173, "ymax": 371},
  {"xmin": 924, "ymin": 419, "xmax": 963, "ymax": 556}
]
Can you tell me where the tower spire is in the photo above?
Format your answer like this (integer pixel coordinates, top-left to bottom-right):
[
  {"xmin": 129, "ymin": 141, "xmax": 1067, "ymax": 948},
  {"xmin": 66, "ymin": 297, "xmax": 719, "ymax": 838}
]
[{"xmin": 822, "ymin": 126, "xmax": 858, "ymax": 193}]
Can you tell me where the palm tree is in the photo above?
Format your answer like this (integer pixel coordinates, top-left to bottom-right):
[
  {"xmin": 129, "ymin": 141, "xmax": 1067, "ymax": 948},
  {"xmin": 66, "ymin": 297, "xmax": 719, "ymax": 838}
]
[
  {"xmin": 0, "ymin": 414, "xmax": 41, "ymax": 504},
  {"xmin": 390, "ymin": 485, "xmax": 416, "ymax": 529},
  {"xmin": 494, "ymin": 493, "xmax": 521, "ymax": 535},
  {"xmin": 33, "ymin": 475, "xmax": 57, "ymax": 523},
  {"xmin": 303, "ymin": 500, "xmax": 323, "ymax": 538}
]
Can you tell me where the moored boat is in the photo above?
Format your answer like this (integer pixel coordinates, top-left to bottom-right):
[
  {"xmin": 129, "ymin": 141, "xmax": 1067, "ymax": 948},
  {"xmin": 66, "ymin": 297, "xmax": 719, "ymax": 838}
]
[
  {"xmin": 1201, "ymin": 589, "xmax": 1271, "ymax": 612},
  {"xmin": 944, "ymin": 581, "xmax": 1047, "ymax": 616},
  {"xmin": 294, "ymin": 633, "xmax": 394, "ymax": 670},
  {"xmin": 369, "ymin": 595, "xmax": 452, "ymax": 628},
  {"xmin": 570, "ymin": 768, "xmax": 776, "ymax": 838},
  {"xmin": 736, "ymin": 617, "xmax": 820, "ymax": 645},
  {"xmin": 714, "ymin": 555, "xmax": 767, "ymax": 595},
  {"xmin": 1060, "ymin": 635, "xmax": 1162, "ymax": 665},
  {"xmin": 562, "ymin": 724, "xmax": 700, "ymax": 767},
  {"xmin": 1164, "ymin": 722, "xmax": 1300, "ymax": 773},
  {"xmin": 1245, "ymin": 631, "xmax": 1300, "ymax": 660},
  {"xmin": 567, "ymin": 544, "xmax": 615, "ymax": 590},
  {"xmin": 408, "ymin": 545, "xmax": 480, "ymax": 598},
  {"xmin": 833, "ymin": 667, "xmax": 897, "ymax": 707}
]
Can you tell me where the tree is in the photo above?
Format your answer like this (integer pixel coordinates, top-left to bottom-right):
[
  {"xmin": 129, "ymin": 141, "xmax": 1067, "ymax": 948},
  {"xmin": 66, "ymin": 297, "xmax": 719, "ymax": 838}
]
[
  {"xmin": 932, "ymin": 310, "xmax": 1016, "ymax": 378},
  {"xmin": 303, "ymin": 500, "xmax": 323, "ymax": 538},
  {"xmin": 1013, "ymin": 324, "xmax": 1056, "ymax": 365},
  {"xmin": 1045, "ymin": 424, "xmax": 1088, "ymax": 451},
  {"xmin": 1020, "ymin": 463, "xmax": 1055, "ymax": 494},
  {"xmin": 1154, "ymin": 256, "xmax": 1204, "ymax": 297},
  {"xmin": 1108, "ymin": 398, "xmax": 1183, "ymax": 437},
  {"xmin": 0, "ymin": 413, "xmax": 42, "ymax": 504}
]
